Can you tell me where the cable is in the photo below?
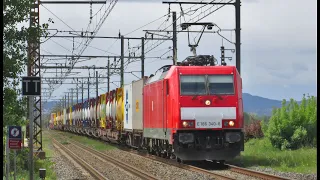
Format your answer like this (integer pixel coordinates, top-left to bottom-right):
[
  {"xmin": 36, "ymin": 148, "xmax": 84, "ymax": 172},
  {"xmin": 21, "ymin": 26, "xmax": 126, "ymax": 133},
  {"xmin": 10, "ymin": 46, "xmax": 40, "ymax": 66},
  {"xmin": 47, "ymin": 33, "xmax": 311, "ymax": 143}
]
[
  {"xmin": 58, "ymin": 37, "xmax": 119, "ymax": 55},
  {"xmin": 41, "ymin": 4, "xmax": 79, "ymax": 35},
  {"xmin": 50, "ymin": 38, "xmax": 73, "ymax": 53},
  {"xmin": 103, "ymin": 13, "xmax": 170, "ymax": 56},
  {"xmin": 118, "ymin": 1, "xmax": 221, "ymax": 68},
  {"xmin": 46, "ymin": 1, "xmax": 118, "ymax": 95},
  {"xmin": 144, "ymin": 0, "xmax": 232, "ymax": 56},
  {"xmin": 47, "ymin": 1, "xmax": 233, "ymax": 100}
]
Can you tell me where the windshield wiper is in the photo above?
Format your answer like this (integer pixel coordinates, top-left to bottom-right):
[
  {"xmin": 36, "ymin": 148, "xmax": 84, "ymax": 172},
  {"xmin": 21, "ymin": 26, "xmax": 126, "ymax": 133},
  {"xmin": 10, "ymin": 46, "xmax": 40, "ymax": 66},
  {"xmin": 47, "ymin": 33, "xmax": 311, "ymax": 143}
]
[
  {"xmin": 216, "ymin": 94, "xmax": 223, "ymax": 100},
  {"xmin": 210, "ymin": 93, "xmax": 223, "ymax": 100},
  {"xmin": 192, "ymin": 94, "xmax": 198, "ymax": 100}
]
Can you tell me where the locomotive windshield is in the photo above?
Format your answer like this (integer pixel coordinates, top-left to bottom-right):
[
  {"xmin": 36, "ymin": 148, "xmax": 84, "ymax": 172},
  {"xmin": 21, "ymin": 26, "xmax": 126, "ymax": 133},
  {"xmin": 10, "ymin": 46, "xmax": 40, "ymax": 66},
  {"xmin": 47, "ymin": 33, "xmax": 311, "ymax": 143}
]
[
  {"xmin": 208, "ymin": 75, "xmax": 234, "ymax": 95},
  {"xmin": 180, "ymin": 75, "xmax": 207, "ymax": 95},
  {"xmin": 180, "ymin": 74, "xmax": 234, "ymax": 95}
]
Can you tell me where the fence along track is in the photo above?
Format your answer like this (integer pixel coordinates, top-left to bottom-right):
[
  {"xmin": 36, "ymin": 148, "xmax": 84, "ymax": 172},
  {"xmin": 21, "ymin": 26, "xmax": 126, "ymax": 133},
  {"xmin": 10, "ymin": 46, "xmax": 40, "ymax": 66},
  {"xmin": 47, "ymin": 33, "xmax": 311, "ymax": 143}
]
[
  {"xmin": 226, "ymin": 164, "xmax": 290, "ymax": 180},
  {"xmin": 61, "ymin": 137, "xmax": 159, "ymax": 180},
  {"xmin": 52, "ymin": 138, "xmax": 108, "ymax": 180}
]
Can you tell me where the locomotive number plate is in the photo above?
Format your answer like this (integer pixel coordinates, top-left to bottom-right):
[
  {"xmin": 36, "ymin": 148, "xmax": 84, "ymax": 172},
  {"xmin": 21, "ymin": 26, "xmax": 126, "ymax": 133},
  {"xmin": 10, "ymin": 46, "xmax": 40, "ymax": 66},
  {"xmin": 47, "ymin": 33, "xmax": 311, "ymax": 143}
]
[{"xmin": 196, "ymin": 120, "xmax": 222, "ymax": 128}]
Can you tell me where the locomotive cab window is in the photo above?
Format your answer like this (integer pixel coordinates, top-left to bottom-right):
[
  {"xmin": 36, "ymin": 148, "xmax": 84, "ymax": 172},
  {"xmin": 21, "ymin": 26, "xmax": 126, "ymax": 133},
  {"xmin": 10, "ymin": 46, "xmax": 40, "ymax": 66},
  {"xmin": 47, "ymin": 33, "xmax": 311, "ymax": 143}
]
[
  {"xmin": 208, "ymin": 75, "xmax": 234, "ymax": 95},
  {"xmin": 180, "ymin": 75, "xmax": 206, "ymax": 95}
]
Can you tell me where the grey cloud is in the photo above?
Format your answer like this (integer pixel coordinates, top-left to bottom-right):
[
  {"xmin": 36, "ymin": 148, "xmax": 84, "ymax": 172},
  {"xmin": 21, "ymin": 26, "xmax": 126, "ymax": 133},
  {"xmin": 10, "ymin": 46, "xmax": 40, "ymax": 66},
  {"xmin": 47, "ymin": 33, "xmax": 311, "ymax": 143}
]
[{"xmin": 297, "ymin": 48, "xmax": 317, "ymax": 55}]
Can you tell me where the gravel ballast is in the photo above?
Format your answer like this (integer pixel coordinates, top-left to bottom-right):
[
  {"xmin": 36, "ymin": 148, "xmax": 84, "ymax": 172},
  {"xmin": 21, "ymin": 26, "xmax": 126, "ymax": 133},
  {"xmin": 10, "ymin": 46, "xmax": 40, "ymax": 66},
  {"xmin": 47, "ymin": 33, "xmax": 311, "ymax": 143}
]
[
  {"xmin": 104, "ymin": 148, "xmax": 260, "ymax": 180},
  {"xmin": 65, "ymin": 143, "xmax": 138, "ymax": 180},
  {"xmin": 248, "ymin": 167, "xmax": 317, "ymax": 180},
  {"xmin": 52, "ymin": 131, "xmax": 316, "ymax": 180},
  {"xmin": 48, "ymin": 141, "xmax": 93, "ymax": 180}
]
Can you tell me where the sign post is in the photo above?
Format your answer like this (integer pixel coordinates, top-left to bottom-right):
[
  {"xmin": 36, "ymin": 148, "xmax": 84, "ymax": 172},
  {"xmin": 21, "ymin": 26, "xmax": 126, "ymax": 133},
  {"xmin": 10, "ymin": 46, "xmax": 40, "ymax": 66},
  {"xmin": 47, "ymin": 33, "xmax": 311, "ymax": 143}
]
[
  {"xmin": 6, "ymin": 134, "xmax": 10, "ymax": 180},
  {"xmin": 8, "ymin": 126, "xmax": 23, "ymax": 149},
  {"xmin": 8, "ymin": 126, "xmax": 22, "ymax": 180},
  {"xmin": 14, "ymin": 150, "xmax": 16, "ymax": 180},
  {"xmin": 22, "ymin": 76, "xmax": 41, "ymax": 180}
]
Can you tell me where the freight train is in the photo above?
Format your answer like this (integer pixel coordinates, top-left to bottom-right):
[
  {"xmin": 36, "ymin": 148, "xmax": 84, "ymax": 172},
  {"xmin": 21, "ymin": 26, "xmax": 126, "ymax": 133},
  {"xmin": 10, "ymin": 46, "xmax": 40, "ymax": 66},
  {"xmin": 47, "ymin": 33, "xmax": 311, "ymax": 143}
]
[{"xmin": 51, "ymin": 57, "xmax": 244, "ymax": 162}]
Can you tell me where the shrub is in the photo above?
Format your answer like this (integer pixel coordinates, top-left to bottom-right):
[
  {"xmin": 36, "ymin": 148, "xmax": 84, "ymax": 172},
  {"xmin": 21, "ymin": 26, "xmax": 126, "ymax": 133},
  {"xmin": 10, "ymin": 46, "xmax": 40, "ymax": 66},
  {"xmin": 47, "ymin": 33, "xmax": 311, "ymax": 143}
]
[
  {"xmin": 244, "ymin": 120, "xmax": 264, "ymax": 142},
  {"xmin": 263, "ymin": 94, "xmax": 317, "ymax": 150}
]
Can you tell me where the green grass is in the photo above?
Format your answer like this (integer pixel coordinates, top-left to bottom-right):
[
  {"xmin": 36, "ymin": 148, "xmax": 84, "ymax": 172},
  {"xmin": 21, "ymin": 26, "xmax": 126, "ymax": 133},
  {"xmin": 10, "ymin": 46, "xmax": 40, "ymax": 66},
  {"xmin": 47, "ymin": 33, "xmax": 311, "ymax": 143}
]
[
  {"xmin": 35, "ymin": 130, "xmax": 57, "ymax": 179},
  {"xmin": 33, "ymin": 157, "xmax": 57, "ymax": 180},
  {"xmin": 229, "ymin": 138, "xmax": 317, "ymax": 174},
  {"xmin": 6, "ymin": 158, "xmax": 57, "ymax": 180},
  {"xmin": 42, "ymin": 131, "xmax": 55, "ymax": 158},
  {"xmin": 60, "ymin": 131, "xmax": 115, "ymax": 151}
]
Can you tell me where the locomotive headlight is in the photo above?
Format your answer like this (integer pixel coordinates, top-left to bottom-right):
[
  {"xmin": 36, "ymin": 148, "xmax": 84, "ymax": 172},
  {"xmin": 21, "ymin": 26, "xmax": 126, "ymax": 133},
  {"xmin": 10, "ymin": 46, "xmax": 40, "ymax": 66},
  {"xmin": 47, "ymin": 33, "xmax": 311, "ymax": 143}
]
[
  {"xmin": 205, "ymin": 100, "xmax": 211, "ymax": 106},
  {"xmin": 229, "ymin": 120, "xmax": 235, "ymax": 127},
  {"xmin": 182, "ymin": 121, "xmax": 189, "ymax": 127}
]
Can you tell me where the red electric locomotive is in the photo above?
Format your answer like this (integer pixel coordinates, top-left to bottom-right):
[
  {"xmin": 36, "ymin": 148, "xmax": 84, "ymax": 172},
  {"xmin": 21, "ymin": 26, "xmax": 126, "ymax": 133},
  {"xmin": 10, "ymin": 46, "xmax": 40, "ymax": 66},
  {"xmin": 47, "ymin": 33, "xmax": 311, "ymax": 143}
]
[{"xmin": 143, "ymin": 62, "xmax": 244, "ymax": 162}]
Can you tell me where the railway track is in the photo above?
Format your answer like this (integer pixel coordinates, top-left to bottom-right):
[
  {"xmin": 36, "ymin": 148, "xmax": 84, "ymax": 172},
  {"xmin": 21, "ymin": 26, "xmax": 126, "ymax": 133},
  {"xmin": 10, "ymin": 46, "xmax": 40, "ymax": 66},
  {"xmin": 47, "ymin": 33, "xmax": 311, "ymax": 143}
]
[
  {"xmin": 52, "ymin": 133, "xmax": 158, "ymax": 180},
  {"xmin": 121, "ymin": 148, "xmax": 289, "ymax": 180},
  {"xmin": 124, "ymin": 149, "xmax": 236, "ymax": 180},
  {"xmin": 226, "ymin": 164, "xmax": 290, "ymax": 180},
  {"xmin": 53, "ymin": 131, "xmax": 290, "ymax": 180},
  {"xmin": 52, "ymin": 137, "xmax": 107, "ymax": 180}
]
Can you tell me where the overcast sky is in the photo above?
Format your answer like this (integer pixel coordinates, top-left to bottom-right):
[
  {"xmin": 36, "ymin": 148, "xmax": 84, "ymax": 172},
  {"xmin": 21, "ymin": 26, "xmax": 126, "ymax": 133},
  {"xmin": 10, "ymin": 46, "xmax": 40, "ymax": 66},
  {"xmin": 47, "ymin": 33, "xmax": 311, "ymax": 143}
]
[{"xmin": 37, "ymin": 0, "xmax": 317, "ymax": 102}]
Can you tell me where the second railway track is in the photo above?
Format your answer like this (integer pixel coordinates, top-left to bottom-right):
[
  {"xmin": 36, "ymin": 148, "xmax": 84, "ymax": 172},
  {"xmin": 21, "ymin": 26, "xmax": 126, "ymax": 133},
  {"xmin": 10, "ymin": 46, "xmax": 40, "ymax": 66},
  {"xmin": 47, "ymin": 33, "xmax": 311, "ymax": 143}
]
[
  {"xmin": 52, "ymin": 137, "xmax": 107, "ymax": 180},
  {"xmin": 52, "ymin": 134, "xmax": 158, "ymax": 180},
  {"xmin": 120, "ymin": 147, "xmax": 289, "ymax": 180}
]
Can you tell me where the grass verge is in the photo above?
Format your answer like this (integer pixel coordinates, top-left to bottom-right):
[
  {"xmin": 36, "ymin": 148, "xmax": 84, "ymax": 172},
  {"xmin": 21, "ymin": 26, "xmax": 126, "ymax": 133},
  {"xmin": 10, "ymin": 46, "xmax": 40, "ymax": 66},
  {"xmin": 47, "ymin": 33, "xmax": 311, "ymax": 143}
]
[
  {"xmin": 3, "ymin": 131, "xmax": 57, "ymax": 180},
  {"xmin": 57, "ymin": 131, "xmax": 115, "ymax": 151},
  {"xmin": 34, "ymin": 130, "xmax": 57, "ymax": 179},
  {"xmin": 228, "ymin": 138, "xmax": 317, "ymax": 174}
]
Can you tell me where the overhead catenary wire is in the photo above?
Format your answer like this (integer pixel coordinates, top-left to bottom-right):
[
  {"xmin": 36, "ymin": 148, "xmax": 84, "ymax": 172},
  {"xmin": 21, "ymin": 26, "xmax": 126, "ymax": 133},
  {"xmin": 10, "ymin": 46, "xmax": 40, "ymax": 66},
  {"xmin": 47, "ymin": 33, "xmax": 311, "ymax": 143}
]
[
  {"xmin": 41, "ymin": 4, "xmax": 79, "ymax": 35},
  {"xmin": 103, "ymin": 12, "xmax": 171, "ymax": 57},
  {"xmin": 57, "ymin": 36, "xmax": 119, "ymax": 55},
  {"xmin": 44, "ymin": 1, "xmax": 235, "ymax": 101},
  {"xmin": 143, "ymin": 0, "xmax": 233, "ymax": 56},
  {"xmin": 106, "ymin": 1, "xmax": 224, "ymax": 80},
  {"xmin": 43, "ymin": 1, "xmax": 118, "ymax": 96}
]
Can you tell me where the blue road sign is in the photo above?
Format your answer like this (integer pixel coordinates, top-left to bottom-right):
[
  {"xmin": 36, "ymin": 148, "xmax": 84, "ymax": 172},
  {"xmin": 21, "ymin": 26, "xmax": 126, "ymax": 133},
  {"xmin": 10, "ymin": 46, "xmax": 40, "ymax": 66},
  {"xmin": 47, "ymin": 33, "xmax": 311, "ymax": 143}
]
[{"xmin": 8, "ymin": 126, "xmax": 22, "ymax": 140}]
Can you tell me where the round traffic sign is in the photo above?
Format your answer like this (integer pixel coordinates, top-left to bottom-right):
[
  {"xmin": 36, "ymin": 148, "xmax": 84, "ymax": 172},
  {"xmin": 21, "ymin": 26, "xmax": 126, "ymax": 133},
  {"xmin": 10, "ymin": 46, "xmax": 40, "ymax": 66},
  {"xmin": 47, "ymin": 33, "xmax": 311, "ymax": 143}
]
[{"xmin": 10, "ymin": 127, "xmax": 20, "ymax": 137}]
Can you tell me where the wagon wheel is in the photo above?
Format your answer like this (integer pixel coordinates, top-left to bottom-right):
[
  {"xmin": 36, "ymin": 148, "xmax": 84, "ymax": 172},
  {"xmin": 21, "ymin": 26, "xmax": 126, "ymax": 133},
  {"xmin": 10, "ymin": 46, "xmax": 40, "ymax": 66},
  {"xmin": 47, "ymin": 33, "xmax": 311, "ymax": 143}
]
[
  {"xmin": 155, "ymin": 150, "xmax": 160, "ymax": 157},
  {"xmin": 176, "ymin": 157, "xmax": 184, "ymax": 164},
  {"xmin": 148, "ymin": 146, "xmax": 154, "ymax": 155},
  {"xmin": 161, "ymin": 152, "xmax": 167, "ymax": 158},
  {"xmin": 126, "ymin": 134, "xmax": 132, "ymax": 147}
]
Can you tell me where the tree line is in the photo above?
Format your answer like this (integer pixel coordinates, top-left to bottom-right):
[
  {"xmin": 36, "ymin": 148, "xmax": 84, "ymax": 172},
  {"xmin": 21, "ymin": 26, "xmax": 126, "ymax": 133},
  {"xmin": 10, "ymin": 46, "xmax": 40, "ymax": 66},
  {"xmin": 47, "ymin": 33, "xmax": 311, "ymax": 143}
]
[{"xmin": 4, "ymin": 0, "xmax": 51, "ymax": 177}]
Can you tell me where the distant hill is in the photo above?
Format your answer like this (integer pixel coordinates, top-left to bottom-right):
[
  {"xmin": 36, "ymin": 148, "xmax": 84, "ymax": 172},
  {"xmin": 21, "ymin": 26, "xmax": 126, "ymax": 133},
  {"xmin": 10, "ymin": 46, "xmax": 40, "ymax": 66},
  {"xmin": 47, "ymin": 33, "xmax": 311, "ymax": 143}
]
[
  {"xmin": 242, "ymin": 93, "xmax": 282, "ymax": 116},
  {"xmin": 43, "ymin": 93, "xmax": 284, "ymax": 116}
]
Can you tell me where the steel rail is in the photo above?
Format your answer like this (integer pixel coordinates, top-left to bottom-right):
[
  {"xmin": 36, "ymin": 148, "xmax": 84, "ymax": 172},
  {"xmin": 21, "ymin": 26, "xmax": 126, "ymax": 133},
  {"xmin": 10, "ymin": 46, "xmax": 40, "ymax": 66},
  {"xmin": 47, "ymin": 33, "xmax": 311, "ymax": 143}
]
[
  {"xmin": 51, "ymin": 138, "xmax": 108, "ymax": 180},
  {"xmin": 226, "ymin": 164, "xmax": 290, "ymax": 180},
  {"xmin": 53, "ymin": 131, "xmax": 234, "ymax": 180},
  {"xmin": 119, "ymin": 148, "xmax": 235, "ymax": 180},
  {"xmin": 52, "ymin": 131, "xmax": 289, "ymax": 180},
  {"xmin": 65, "ymin": 138, "xmax": 158, "ymax": 180}
]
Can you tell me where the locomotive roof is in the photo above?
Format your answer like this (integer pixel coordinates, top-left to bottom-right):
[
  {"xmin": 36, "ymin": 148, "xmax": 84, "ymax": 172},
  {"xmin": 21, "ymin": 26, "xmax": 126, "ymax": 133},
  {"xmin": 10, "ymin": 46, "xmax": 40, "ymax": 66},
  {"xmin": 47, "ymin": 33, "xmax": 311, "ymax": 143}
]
[{"xmin": 146, "ymin": 65, "xmax": 237, "ymax": 84}]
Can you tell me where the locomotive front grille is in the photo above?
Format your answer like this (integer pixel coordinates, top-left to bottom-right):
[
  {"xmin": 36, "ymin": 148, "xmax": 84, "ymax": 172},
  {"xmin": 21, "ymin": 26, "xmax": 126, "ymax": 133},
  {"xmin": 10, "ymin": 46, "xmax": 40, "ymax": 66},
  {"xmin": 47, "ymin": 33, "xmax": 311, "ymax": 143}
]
[
  {"xmin": 178, "ymin": 133, "xmax": 194, "ymax": 144},
  {"xmin": 225, "ymin": 132, "xmax": 241, "ymax": 143}
]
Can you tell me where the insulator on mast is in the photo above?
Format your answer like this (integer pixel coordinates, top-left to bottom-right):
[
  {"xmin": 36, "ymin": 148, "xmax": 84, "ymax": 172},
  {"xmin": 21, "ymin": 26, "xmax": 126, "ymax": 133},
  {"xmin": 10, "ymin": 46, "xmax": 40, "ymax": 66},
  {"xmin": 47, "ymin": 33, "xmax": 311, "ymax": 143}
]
[{"xmin": 221, "ymin": 46, "xmax": 226, "ymax": 66}]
